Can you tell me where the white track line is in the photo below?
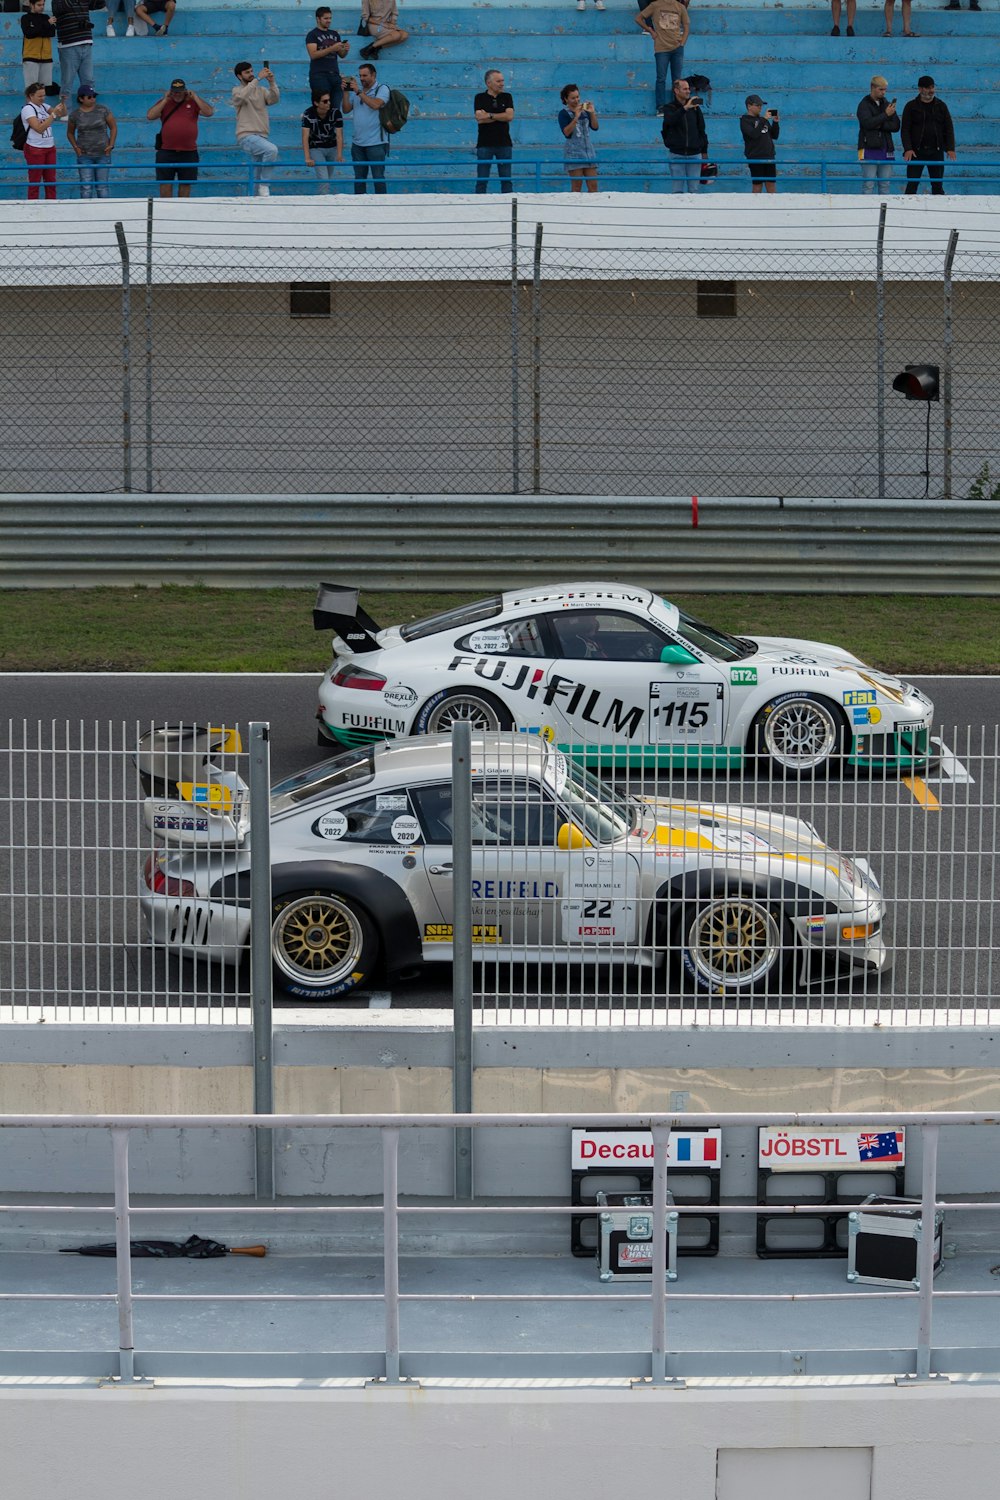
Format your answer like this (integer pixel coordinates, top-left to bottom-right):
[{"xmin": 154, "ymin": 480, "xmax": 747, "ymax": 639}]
[{"xmin": 926, "ymin": 736, "xmax": 975, "ymax": 785}]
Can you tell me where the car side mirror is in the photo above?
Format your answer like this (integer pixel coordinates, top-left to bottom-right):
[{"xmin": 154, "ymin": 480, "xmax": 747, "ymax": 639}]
[
  {"xmin": 659, "ymin": 642, "xmax": 700, "ymax": 666},
  {"xmin": 557, "ymin": 821, "xmax": 592, "ymax": 851}
]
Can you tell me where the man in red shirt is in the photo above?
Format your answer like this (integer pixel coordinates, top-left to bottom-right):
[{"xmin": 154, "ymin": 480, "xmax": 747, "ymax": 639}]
[{"xmin": 146, "ymin": 76, "xmax": 214, "ymax": 198}]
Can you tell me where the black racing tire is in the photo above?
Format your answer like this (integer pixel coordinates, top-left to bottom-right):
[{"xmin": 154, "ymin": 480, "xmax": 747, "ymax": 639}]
[
  {"xmin": 270, "ymin": 889, "xmax": 378, "ymax": 1001},
  {"xmin": 674, "ymin": 890, "xmax": 793, "ymax": 995},
  {"xmin": 414, "ymin": 687, "xmax": 514, "ymax": 736},
  {"xmin": 750, "ymin": 692, "xmax": 851, "ymax": 778}
]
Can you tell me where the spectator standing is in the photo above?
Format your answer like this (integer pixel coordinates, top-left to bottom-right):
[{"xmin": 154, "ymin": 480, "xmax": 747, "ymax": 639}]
[
  {"xmin": 902, "ymin": 75, "xmax": 956, "ymax": 194},
  {"xmin": 740, "ymin": 93, "xmax": 779, "ymax": 193},
  {"xmin": 857, "ymin": 75, "xmax": 899, "ymax": 194},
  {"xmin": 104, "ymin": 0, "xmax": 135, "ymax": 38},
  {"xmin": 661, "ymin": 76, "xmax": 707, "ymax": 192},
  {"xmin": 302, "ymin": 88, "xmax": 344, "ymax": 192},
  {"xmin": 634, "ymin": 0, "xmax": 689, "ymax": 115},
  {"xmin": 20, "ymin": 82, "xmax": 66, "ymax": 200},
  {"xmin": 882, "ymin": 0, "xmax": 917, "ymax": 37},
  {"xmin": 359, "ymin": 0, "xmax": 408, "ymax": 61},
  {"xmin": 474, "ymin": 69, "xmax": 514, "ymax": 193},
  {"xmin": 20, "ymin": 0, "xmax": 58, "ymax": 96},
  {"xmin": 67, "ymin": 83, "xmax": 116, "ymax": 197},
  {"xmin": 306, "ymin": 7, "xmax": 349, "ymax": 113},
  {"xmin": 943, "ymin": 0, "xmax": 979, "ymax": 10},
  {"xmin": 342, "ymin": 63, "xmax": 390, "ymax": 193},
  {"xmin": 829, "ymin": 0, "xmax": 856, "ymax": 35},
  {"xmin": 52, "ymin": 0, "xmax": 104, "ymax": 113},
  {"xmin": 558, "ymin": 84, "xmax": 599, "ymax": 191},
  {"xmin": 134, "ymin": 0, "xmax": 175, "ymax": 35},
  {"xmin": 147, "ymin": 77, "xmax": 213, "ymax": 198},
  {"xmin": 232, "ymin": 61, "xmax": 280, "ymax": 197}
]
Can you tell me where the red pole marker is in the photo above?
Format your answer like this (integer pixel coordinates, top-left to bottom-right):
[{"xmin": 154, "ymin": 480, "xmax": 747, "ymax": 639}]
[{"xmin": 692, "ymin": 495, "xmax": 699, "ymax": 528}]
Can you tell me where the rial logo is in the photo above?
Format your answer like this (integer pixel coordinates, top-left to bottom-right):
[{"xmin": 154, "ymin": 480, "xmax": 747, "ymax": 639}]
[{"xmin": 384, "ymin": 684, "xmax": 418, "ymax": 709}]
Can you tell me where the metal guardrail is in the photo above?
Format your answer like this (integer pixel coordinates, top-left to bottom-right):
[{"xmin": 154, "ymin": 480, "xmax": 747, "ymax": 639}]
[
  {"xmin": 0, "ymin": 1109, "xmax": 997, "ymax": 1385},
  {"xmin": 2, "ymin": 494, "xmax": 999, "ymax": 591}
]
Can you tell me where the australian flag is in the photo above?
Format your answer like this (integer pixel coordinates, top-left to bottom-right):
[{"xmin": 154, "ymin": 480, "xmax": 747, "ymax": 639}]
[{"xmin": 857, "ymin": 1131, "xmax": 903, "ymax": 1163}]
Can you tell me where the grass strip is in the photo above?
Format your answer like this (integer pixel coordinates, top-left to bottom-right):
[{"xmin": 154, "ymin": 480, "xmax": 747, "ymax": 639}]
[{"xmin": 1, "ymin": 587, "xmax": 997, "ymax": 675}]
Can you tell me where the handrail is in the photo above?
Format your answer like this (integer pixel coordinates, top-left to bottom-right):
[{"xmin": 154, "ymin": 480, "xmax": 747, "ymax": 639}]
[{"xmin": 1, "ymin": 1109, "xmax": 998, "ymax": 1386}]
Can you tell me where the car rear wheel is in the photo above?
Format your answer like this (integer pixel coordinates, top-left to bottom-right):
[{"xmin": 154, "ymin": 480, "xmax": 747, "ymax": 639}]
[
  {"xmin": 752, "ymin": 693, "xmax": 849, "ymax": 776},
  {"xmin": 677, "ymin": 893, "xmax": 792, "ymax": 994},
  {"xmin": 270, "ymin": 890, "xmax": 377, "ymax": 1000},
  {"xmin": 416, "ymin": 688, "xmax": 514, "ymax": 735}
]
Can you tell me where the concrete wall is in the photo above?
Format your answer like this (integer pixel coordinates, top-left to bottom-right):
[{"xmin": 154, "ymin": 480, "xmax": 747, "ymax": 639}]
[
  {"xmin": 1, "ymin": 276, "xmax": 995, "ymax": 499},
  {"xmin": 3, "ymin": 1021, "xmax": 1000, "ymax": 1253},
  {"xmin": 4, "ymin": 1383, "xmax": 1000, "ymax": 1500}
]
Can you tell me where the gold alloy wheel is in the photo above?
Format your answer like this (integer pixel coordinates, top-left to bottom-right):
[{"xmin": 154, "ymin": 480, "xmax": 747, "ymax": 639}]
[
  {"xmin": 271, "ymin": 894, "xmax": 364, "ymax": 988},
  {"xmin": 686, "ymin": 896, "xmax": 784, "ymax": 990}
]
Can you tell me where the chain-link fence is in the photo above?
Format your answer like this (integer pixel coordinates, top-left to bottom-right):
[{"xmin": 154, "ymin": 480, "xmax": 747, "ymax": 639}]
[{"xmin": 0, "ymin": 202, "xmax": 998, "ymax": 498}]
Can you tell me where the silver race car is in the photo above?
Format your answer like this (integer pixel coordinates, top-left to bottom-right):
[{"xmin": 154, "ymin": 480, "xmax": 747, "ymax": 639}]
[
  {"xmin": 138, "ymin": 726, "xmax": 888, "ymax": 1002},
  {"xmin": 314, "ymin": 581, "xmax": 933, "ymax": 776}
]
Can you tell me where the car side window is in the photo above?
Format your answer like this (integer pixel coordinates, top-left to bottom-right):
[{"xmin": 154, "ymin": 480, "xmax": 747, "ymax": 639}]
[
  {"xmin": 412, "ymin": 779, "xmax": 560, "ymax": 846},
  {"xmin": 314, "ymin": 791, "xmax": 414, "ymax": 844},
  {"xmin": 456, "ymin": 616, "xmax": 546, "ymax": 658},
  {"xmin": 550, "ymin": 610, "xmax": 669, "ymax": 663}
]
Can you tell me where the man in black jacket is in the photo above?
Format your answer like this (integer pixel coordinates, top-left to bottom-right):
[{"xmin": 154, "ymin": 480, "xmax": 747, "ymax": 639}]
[
  {"xmin": 902, "ymin": 76, "xmax": 956, "ymax": 195},
  {"xmin": 856, "ymin": 75, "xmax": 900, "ymax": 195},
  {"xmin": 52, "ymin": 0, "xmax": 104, "ymax": 112},
  {"xmin": 740, "ymin": 94, "xmax": 779, "ymax": 193},
  {"xmin": 661, "ymin": 77, "xmax": 708, "ymax": 192}
]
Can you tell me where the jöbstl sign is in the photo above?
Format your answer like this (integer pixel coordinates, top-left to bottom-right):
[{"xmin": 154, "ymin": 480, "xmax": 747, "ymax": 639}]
[
  {"xmin": 758, "ymin": 1127, "xmax": 905, "ymax": 1170},
  {"xmin": 571, "ymin": 1128, "xmax": 721, "ymax": 1169}
]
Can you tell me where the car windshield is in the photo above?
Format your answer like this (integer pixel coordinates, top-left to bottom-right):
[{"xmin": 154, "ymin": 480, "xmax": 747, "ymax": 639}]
[
  {"xmin": 676, "ymin": 607, "xmax": 755, "ymax": 663},
  {"xmin": 557, "ymin": 757, "xmax": 633, "ymax": 844},
  {"xmin": 399, "ymin": 595, "xmax": 503, "ymax": 643},
  {"xmin": 271, "ymin": 747, "xmax": 375, "ymax": 810}
]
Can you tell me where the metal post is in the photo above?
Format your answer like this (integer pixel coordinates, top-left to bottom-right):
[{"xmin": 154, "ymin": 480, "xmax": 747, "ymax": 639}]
[
  {"xmin": 531, "ymin": 220, "xmax": 543, "ymax": 496},
  {"xmin": 113, "ymin": 221, "xmax": 133, "ymax": 495},
  {"xmin": 914, "ymin": 1124, "xmax": 941, "ymax": 1381},
  {"xmin": 942, "ymin": 228, "xmax": 959, "ymax": 500},
  {"xmin": 248, "ymin": 722, "xmax": 274, "ymax": 1201},
  {"xmin": 381, "ymin": 1126, "xmax": 404, "ymax": 1383},
  {"xmin": 640, "ymin": 1123, "xmax": 684, "ymax": 1388},
  {"xmin": 510, "ymin": 196, "xmax": 520, "ymax": 494},
  {"xmin": 111, "ymin": 1128, "xmax": 137, "ymax": 1382},
  {"xmin": 875, "ymin": 201, "xmax": 887, "ymax": 501},
  {"xmin": 451, "ymin": 720, "xmax": 474, "ymax": 1200},
  {"xmin": 144, "ymin": 197, "xmax": 154, "ymax": 494}
]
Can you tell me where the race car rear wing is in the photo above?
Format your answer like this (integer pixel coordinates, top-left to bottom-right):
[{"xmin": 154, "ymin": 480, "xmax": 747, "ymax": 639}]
[
  {"xmin": 313, "ymin": 583, "xmax": 383, "ymax": 654},
  {"xmin": 135, "ymin": 723, "xmax": 249, "ymax": 847}
]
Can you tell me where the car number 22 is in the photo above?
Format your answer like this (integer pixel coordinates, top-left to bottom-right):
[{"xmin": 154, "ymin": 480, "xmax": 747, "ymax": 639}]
[{"xmin": 649, "ymin": 682, "xmax": 724, "ymax": 743}]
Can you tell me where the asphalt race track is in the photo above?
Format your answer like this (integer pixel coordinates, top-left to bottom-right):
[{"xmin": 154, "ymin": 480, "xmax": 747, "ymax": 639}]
[{"xmin": 2, "ymin": 672, "xmax": 997, "ymax": 1017}]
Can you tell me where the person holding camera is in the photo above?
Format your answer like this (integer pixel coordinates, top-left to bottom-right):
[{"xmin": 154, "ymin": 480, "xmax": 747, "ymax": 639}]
[
  {"xmin": 661, "ymin": 76, "xmax": 708, "ymax": 192},
  {"xmin": 342, "ymin": 63, "xmax": 390, "ymax": 194},
  {"xmin": 148, "ymin": 78, "xmax": 213, "ymax": 198},
  {"xmin": 740, "ymin": 94, "xmax": 779, "ymax": 194},
  {"xmin": 231, "ymin": 61, "xmax": 280, "ymax": 197},
  {"xmin": 857, "ymin": 75, "xmax": 899, "ymax": 195},
  {"xmin": 558, "ymin": 84, "xmax": 599, "ymax": 191}
]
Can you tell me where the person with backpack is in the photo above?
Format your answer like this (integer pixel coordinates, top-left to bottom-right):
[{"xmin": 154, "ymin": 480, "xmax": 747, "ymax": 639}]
[
  {"xmin": 20, "ymin": 0, "xmax": 58, "ymax": 98},
  {"xmin": 19, "ymin": 81, "xmax": 67, "ymax": 199},
  {"xmin": 342, "ymin": 62, "xmax": 390, "ymax": 194}
]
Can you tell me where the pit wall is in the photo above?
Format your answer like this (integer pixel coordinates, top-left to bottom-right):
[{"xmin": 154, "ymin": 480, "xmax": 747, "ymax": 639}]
[{"xmin": 2, "ymin": 1022, "xmax": 999, "ymax": 1220}]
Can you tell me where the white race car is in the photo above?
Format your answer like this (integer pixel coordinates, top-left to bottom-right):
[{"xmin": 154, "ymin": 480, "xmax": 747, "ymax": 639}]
[{"xmin": 314, "ymin": 581, "xmax": 934, "ymax": 777}]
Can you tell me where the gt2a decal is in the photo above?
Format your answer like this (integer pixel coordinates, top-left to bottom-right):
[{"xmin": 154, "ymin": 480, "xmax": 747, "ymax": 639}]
[{"xmin": 448, "ymin": 656, "xmax": 644, "ymax": 739}]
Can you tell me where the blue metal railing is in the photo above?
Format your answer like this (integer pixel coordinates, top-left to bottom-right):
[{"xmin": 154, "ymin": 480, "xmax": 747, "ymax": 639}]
[{"xmin": 4, "ymin": 152, "xmax": 1000, "ymax": 198}]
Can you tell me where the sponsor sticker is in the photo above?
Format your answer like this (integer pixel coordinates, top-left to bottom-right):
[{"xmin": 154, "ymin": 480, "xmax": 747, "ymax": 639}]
[
  {"xmin": 390, "ymin": 814, "xmax": 422, "ymax": 846},
  {"xmin": 424, "ymin": 923, "xmax": 502, "ymax": 944},
  {"xmin": 179, "ymin": 782, "xmax": 232, "ymax": 808},
  {"xmin": 315, "ymin": 810, "xmax": 348, "ymax": 841},
  {"xmin": 843, "ymin": 689, "xmax": 877, "ymax": 707},
  {"xmin": 383, "ymin": 685, "xmax": 418, "ymax": 709},
  {"xmin": 731, "ymin": 667, "xmax": 758, "ymax": 685},
  {"xmin": 852, "ymin": 705, "xmax": 883, "ymax": 726},
  {"xmin": 618, "ymin": 1242, "xmax": 655, "ymax": 1265}
]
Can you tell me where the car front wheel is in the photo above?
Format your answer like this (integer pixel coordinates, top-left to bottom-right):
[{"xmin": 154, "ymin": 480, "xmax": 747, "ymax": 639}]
[
  {"xmin": 678, "ymin": 893, "xmax": 792, "ymax": 994},
  {"xmin": 752, "ymin": 693, "xmax": 850, "ymax": 776},
  {"xmin": 416, "ymin": 688, "xmax": 514, "ymax": 735},
  {"xmin": 270, "ymin": 890, "xmax": 377, "ymax": 1000}
]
